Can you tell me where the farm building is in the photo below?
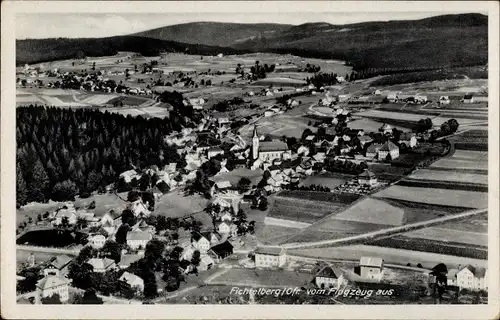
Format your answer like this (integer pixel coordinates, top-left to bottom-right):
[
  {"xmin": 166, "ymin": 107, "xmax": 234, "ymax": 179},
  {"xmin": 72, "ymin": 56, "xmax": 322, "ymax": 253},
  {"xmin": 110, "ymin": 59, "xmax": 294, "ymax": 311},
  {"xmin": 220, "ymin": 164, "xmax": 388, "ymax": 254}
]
[
  {"xmin": 447, "ymin": 269, "xmax": 459, "ymax": 287},
  {"xmin": 47, "ymin": 255, "xmax": 73, "ymax": 276},
  {"xmin": 335, "ymin": 197, "xmax": 406, "ymax": 226},
  {"xmin": 336, "ymin": 94, "xmax": 350, "ymax": 102},
  {"xmin": 378, "ymin": 141, "xmax": 400, "ymax": 161},
  {"xmin": 415, "ymin": 95, "xmax": 428, "ymax": 103},
  {"xmin": 314, "ymin": 265, "xmax": 345, "ymax": 290},
  {"xmin": 374, "ymin": 89, "xmax": 382, "ymax": 95},
  {"xmin": 209, "ymin": 241, "xmax": 234, "ymax": 260},
  {"xmin": 255, "ymin": 246, "xmax": 287, "ymax": 269},
  {"xmin": 462, "ymin": 94, "xmax": 474, "ymax": 104},
  {"xmin": 366, "ymin": 143, "xmax": 383, "ymax": 159},
  {"xmin": 456, "ymin": 265, "xmax": 488, "ymax": 291},
  {"xmin": 358, "ymin": 169, "xmax": 378, "ymax": 186},
  {"xmin": 399, "ymin": 132, "xmax": 417, "ymax": 149},
  {"xmin": 359, "ymin": 256, "xmax": 384, "ymax": 281}
]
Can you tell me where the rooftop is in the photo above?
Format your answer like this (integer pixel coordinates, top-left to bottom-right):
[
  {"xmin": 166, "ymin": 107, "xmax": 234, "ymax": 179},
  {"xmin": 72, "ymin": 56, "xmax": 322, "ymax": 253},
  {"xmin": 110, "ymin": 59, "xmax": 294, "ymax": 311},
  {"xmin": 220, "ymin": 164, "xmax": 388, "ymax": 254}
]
[
  {"xmin": 126, "ymin": 230, "xmax": 152, "ymax": 241},
  {"xmin": 88, "ymin": 258, "xmax": 115, "ymax": 270},
  {"xmin": 36, "ymin": 275, "xmax": 71, "ymax": 290},
  {"xmin": 379, "ymin": 141, "xmax": 399, "ymax": 152},
  {"xmin": 360, "ymin": 256, "xmax": 383, "ymax": 268},
  {"xmin": 315, "ymin": 265, "xmax": 343, "ymax": 279},
  {"xmin": 255, "ymin": 246, "xmax": 285, "ymax": 256},
  {"xmin": 259, "ymin": 141, "xmax": 289, "ymax": 152},
  {"xmin": 49, "ymin": 255, "xmax": 73, "ymax": 270}
]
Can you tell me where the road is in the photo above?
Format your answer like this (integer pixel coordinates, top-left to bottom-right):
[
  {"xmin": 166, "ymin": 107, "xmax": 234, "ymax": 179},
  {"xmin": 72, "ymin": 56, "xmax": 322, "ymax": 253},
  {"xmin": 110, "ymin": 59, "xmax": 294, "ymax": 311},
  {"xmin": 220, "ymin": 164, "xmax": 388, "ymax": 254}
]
[
  {"xmin": 281, "ymin": 207, "xmax": 487, "ymax": 250},
  {"xmin": 17, "ymin": 244, "xmax": 79, "ymax": 256}
]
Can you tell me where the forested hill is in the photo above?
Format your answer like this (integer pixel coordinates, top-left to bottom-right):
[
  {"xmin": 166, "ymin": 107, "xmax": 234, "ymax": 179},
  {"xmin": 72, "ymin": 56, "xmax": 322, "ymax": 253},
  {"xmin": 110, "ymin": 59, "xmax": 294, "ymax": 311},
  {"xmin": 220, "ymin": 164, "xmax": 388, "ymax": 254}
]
[
  {"xmin": 16, "ymin": 13, "xmax": 488, "ymax": 71},
  {"xmin": 134, "ymin": 22, "xmax": 292, "ymax": 47},
  {"xmin": 16, "ymin": 36, "xmax": 247, "ymax": 65}
]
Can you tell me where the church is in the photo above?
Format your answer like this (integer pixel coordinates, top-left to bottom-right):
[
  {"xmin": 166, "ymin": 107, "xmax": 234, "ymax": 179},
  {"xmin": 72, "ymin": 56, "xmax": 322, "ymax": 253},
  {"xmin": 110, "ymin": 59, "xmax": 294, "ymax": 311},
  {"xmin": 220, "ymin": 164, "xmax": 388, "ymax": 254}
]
[{"xmin": 252, "ymin": 126, "xmax": 290, "ymax": 164}]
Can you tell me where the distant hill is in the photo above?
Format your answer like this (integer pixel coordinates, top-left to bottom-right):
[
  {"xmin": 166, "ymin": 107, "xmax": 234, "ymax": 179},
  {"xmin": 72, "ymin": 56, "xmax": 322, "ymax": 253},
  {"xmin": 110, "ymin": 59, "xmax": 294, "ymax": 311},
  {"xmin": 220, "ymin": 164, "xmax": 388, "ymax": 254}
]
[
  {"xmin": 16, "ymin": 36, "xmax": 247, "ymax": 65},
  {"xmin": 133, "ymin": 22, "xmax": 292, "ymax": 47},
  {"xmin": 17, "ymin": 13, "xmax": 488, "ymax": 72}
]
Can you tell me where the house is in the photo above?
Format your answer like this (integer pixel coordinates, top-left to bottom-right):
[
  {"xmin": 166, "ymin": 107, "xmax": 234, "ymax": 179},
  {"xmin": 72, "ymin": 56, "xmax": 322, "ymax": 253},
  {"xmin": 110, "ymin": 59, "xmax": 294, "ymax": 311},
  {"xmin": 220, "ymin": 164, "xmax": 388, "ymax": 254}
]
[
  {"xmin": 207, "ymin": 147, "xmax": 224, "ymax": 159},
  {"xmin": 297, "ymin": 145, "xmax": 310, "ymax": 156},
  {"xmin": 337, "ymin": 94, "xmax": 350, "ymax": 102},
  {"xmin": 131, "ymin": 199, "xmax": 151, "ymax": 217},
  {"xmin": 378, "ymin": 141, "xmax": 400, "ymax": 161},
  {"xmin": 191, "ymin": 233, "xmax": 211, "ymax": 253},
  {"xmin": 462, "ymin": 94, "xmax": 474, "ymax": 104},
  {"xmin": 366, "ymin": 143, "xmax": 383, "ymax": 159},
  {"xmin": 374, "ymin": 89, "xmax": 382, "ymax": 96},
  {"xmin": 209, "ymin": 241, "xmax": 234, "ymax": 260},
  {"xmin": 399, "ymin": 132, "xmax": 417, "ymax": 149},
  {"xmin": 119, "ymin": 272, "xmax": 144, "ymax": 292},
  {"xmin": 379, "ymin": 123, "xmax": 393, "ymax": 135},
  {"xmin": 52, "ymin": 207, "xmax": 78, "ymax": 226},
  {"xmin": 216, "ymin": 221, "xmax": 232, "ymax": 235},
  {"xmin": 456, "ymin": 265, "xmax": 488, "ymax": 291},
  {"xmin": 314, "ymin": 265, "xmax": 345, "ymax": 289},
  {"xmin": 181, "ymin": 245, "xmax": 196, "ymax": 261},
  {"xmin": 387, "ymin": 92, "xmax": 399, "ymax": 103},
  {"xmin": 35, "ymin": 270, "xmax": 71, "ymax": 304},
  {"xmin": 118, "ymin": 254, "xmax": 142, "ymax": 269},
  {"xmin": 255, "ymin": 246, "xmax": 286, "ymax": 268},
  {"xmin": 126, "ymin": 230, "xmax": 152, "ymax": 250},
  {"xmin": 87, "ymin": 258, "xmax": 116, "ymax": 273},
  {"xmin": 47, "ymin": 255, "xmax": 73, "ymax": 276},
  {"xmin": 219, "ymin": 212, "xmax": 232, "ymax": 222},
  {"xmin": 89, "ymin": 234, "xmax": 107, "ymax": 249},
  {"xmin": 120, "ymin": 170, "xmax": 140, "ymax": 183},
  {"xmin": 439, "ymin": 96, "xmax": 450, "ymax": 105},
  {"xmin": 415, "ymin": 95, "xmax": 427, "ymax": 104},
  {"xmin": 359, "ymin": 256, "xmax": 384, "ymax": 281},
  {"xmin": 198, "ymin": 254, "xmax": 215, "ymax": 271},
  {"xmin": 357, "ymin": 169, "xmax": 378, "ymax": 186},
  {"xmin": 264, "ymin": 110, "xmax": 275, "ymax": 117}
]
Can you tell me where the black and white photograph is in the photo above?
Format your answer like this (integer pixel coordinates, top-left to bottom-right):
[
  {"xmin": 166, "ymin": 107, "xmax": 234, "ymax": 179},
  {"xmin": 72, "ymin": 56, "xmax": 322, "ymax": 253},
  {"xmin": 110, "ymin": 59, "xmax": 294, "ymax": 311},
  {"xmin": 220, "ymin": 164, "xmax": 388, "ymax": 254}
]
[{"xmin": 1, "ymin": 1, "xmax": 499, "ymax": 319}]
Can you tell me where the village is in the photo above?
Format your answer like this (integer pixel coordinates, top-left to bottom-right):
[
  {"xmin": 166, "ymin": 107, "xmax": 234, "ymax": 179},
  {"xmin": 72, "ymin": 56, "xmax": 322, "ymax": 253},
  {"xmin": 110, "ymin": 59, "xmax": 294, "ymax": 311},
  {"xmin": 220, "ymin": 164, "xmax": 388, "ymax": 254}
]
[{"xmin": 15, "ymin": 49, "xmax": 488, "ymax": 305}]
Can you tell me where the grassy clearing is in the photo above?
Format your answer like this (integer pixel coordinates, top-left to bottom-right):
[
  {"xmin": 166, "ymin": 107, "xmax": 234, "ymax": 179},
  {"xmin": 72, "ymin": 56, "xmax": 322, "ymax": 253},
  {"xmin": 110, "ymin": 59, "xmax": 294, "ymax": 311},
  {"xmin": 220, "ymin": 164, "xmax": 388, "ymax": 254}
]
[
  {"xmin": 155, "ymin": 189, "xmax": 209, "ymax": 218},
  {"xmin": 267, "ymin": 196, "xmax": 344, "ymax": 224},
  {"xmin": 256, "ymin": 224, "xmax": 302, "ymax": 245},
  {"xmin": 373, "ymin": 185, "xmax": 487, "ymax": 209}
]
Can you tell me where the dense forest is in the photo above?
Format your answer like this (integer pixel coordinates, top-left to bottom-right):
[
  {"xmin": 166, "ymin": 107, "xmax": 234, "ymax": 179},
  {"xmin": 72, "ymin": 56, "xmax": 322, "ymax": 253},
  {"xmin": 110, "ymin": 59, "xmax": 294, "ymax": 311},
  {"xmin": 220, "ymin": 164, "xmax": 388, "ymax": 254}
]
[
  {"xmin": 16, "ymin": 36, "xmax": 248, "ymax": 65},
  {"xmin": 16, "ymin": 90, "xmax": 201, "ymax": 206}
]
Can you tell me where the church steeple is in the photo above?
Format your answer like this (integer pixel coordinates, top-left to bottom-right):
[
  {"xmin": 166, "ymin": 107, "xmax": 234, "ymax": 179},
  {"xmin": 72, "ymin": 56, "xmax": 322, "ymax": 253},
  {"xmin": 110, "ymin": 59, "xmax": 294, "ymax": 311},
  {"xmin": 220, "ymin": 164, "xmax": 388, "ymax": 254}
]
[{"xmin": 252, "ymin": 125, "xmax": 259, "ymax": 160}]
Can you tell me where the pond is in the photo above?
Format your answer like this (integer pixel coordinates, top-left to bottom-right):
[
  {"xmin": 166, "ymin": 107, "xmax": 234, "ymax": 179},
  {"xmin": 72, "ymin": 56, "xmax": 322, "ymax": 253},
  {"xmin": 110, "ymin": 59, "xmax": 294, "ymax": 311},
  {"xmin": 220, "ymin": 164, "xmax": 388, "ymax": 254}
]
[{"xmin": 17, "ymin": 229, "xmax": 87, "ymax": 247}]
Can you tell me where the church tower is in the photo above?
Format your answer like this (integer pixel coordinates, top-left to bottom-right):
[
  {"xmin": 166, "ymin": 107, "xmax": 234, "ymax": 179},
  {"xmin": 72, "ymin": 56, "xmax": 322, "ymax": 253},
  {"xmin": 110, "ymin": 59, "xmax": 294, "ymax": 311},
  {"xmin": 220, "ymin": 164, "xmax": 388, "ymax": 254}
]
[{"xmin": 252, "ymin": 126, "xmax": 259, "ymax": 160}]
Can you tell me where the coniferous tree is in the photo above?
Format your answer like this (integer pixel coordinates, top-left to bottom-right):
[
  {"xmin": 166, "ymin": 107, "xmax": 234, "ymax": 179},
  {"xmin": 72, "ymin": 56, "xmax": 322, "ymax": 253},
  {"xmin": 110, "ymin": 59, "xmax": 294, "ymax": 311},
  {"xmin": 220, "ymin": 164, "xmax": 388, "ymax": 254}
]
[
  {"xmin": 27, "ymin": 159, "xmax": 49, "ymax": 202},
  {"xmin": 16, "ymin": 166, "xmax": 28, "ymax": 207}
]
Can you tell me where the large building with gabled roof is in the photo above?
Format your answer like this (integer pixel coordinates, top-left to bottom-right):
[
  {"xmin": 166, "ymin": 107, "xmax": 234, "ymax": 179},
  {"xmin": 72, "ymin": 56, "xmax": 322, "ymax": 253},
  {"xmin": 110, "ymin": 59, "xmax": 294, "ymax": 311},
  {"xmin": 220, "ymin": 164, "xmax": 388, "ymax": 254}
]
[{"xmin": 252, "ymin": 126, "xmax": 290, "ymax": 163}]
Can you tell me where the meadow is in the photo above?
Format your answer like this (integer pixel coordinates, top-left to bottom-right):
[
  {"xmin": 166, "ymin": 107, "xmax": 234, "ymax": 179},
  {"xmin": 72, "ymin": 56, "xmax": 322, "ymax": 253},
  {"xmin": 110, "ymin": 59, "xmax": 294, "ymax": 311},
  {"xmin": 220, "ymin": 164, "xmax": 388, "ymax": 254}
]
[
  {"xmin": 407, "ymin": 169, "xmax": 488, "ymax": 185},
  {"xmin": 373, "ymin": 185, "xmax": 487, "ymax": 209}
]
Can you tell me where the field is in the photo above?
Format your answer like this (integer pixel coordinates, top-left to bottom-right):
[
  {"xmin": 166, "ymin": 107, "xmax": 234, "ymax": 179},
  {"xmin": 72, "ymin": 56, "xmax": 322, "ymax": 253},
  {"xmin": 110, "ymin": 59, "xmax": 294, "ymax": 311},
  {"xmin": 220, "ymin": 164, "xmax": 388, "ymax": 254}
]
[
  {"xmin": 402, "ymin": 226, "xmax": 487, "ymax": 246},
  {"xmin": 251, "ymin": 77, "xmax": 306, "ymax": 87},
  {"xmin": 255, "ymin": 224, "xmax": 303, "ymax": 245},
  {"xmin": 101, "ymin": 104, "xmax": 170, "ymax": 118},
  {"xmin": 369, "ymin": 236, "xmax": 487, "ymax": 259},
  {"xmin": 429, "ymin": 149, "xmax": 488, "ymax": 172},
  {"xmin": 448, "ymin": 130, "xmax": 488, "ymax": 150},
  {"xmin": 407, "ymin": 169, "xmax": 488, "ymax": 185},
  {"xmin": 267, "ymin": 196, "xmax": 346, "ymax": 224},
  {"xmin": 240, "ymin": 114, "xmax": 316, "ymax": 140},
  {"xmin": 210, "ymin": 168, "xmax": 264, "ymax": 187},
  {"xmin": 298, "ymin": 172, "xmax": 350, "ymax": 189},
  {"xmin": 435, "ymin": 211, "xmax": 487, "ymax": 233},
  {"xmin": 373, "ymin": 185, "xmax": 487, "ymax": 209},
  {"xmin": 207, "ymin": 268, "xmax": 312, "ymax": 288},
  {"xmin": 155, "ymin": 190, "xmax": 209, "ymax": 218}
]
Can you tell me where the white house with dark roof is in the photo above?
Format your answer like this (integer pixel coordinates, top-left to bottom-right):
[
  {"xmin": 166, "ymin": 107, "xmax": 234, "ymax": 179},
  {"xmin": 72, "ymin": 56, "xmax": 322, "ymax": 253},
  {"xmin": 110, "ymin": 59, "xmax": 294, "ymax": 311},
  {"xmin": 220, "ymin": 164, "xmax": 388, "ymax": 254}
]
[
  {"xmin": 126, "ymin": 230, "xmax": 152, "ymax": 250},
  {"xmin": 88, "ymin": 258, "xmax": 116, "ymax": 273},
  {"xmin": 359, "ymin": 256, "xmax": 384, "ymax": 281},
  {"xmin": 89, "ymin": 234, "xmax": 107, "ymax": 249},
  {"xmin": 255, "ymin": 246, "xmax": 287, "ymax": 268},
  {"xmin": 456, "ymin": 265, "xmax": 488, "ymax": 291},
  {"xmin": 358, "ymin": 169, "xmax": 378, "ymax": 186},
  {"xmin": 35, "ymin": 270, "xmax": 71, "ymax": 304},
  {"xmin": 462, "ymin": 94, "xmax": 474, "ymax": 104},
  {"xmin": 439, "ymin": 96, "xmax": 450, "ymax": 105},
  {"xmin": 314, "ymin": 265, "xmax": 345, "ymax": 289},
  {"xmin": 47, "ymin": 255, "xmax": 73, "ymax": 276},
  {"xmin": 119, "ymin": 271, "xmax": 144, "ymax": 292},
  {"xmin": 379, "ymin": 123, "xmax": 394, "ymax": 135}
]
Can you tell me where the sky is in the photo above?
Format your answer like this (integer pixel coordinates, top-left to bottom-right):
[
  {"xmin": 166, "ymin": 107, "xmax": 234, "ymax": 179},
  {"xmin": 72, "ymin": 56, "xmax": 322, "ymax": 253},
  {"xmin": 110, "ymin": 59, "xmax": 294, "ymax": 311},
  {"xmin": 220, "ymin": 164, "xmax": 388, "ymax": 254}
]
[{"xmin": 16, "ymin": 11, "xmax": 485, "ymax": 39}]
